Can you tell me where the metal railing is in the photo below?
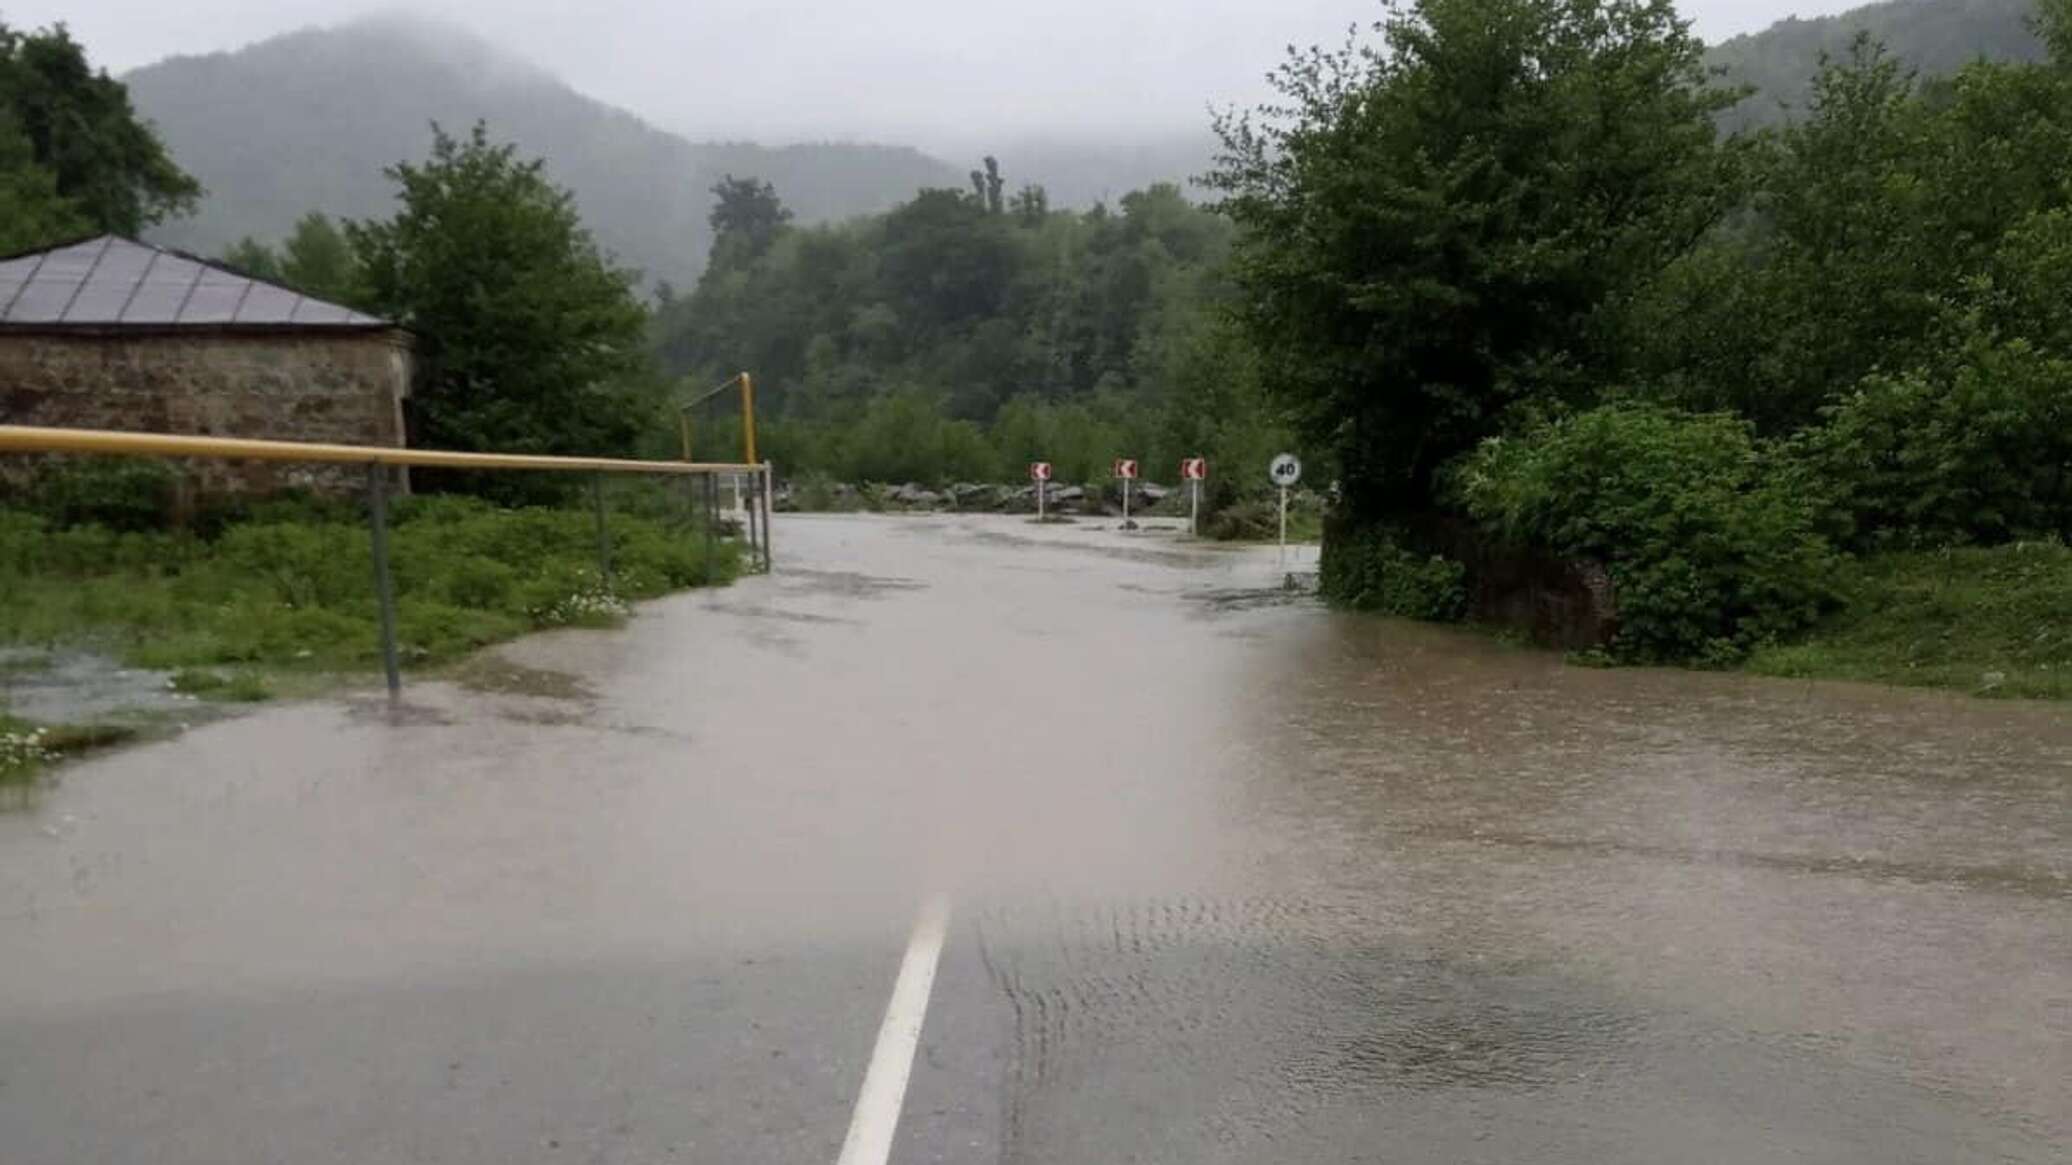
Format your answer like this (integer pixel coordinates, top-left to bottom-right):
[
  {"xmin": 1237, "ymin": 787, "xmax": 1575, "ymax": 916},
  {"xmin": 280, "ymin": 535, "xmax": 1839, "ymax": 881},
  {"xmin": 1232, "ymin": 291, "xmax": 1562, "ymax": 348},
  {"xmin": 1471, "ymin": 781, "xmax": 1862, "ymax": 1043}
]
[{"xmin": 0, "ymin": 423, "xmax": 777, "ymax": 696}]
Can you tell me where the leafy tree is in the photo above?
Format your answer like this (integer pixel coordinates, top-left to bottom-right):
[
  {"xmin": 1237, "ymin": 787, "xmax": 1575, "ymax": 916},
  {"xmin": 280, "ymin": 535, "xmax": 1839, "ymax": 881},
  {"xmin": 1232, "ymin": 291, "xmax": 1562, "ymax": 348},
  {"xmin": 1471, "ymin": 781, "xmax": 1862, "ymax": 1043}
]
[
  {"xmin": 221, "ymin": 213, "xmax": 360, "ymax": 302},
  {"xmin": 706, "ymin": 174, "xmax": 792, "ymax": 270},
  {"xmin": 0, "ymin": 109, "xmax": 85, "ymax": 251},
  {"xmin": 220, "ymin": 236, "xmax": 285, "ymax": 281},
  {"xmin": 276, "ymin": 212, "xmax": 359, "ymax": 303},
  {"xmin": 1208, "ymin": 0, "xmax": 1743, "ymax": 528},
  {"xmin": 0, "ymin": 21, "xmax": 198, "ymax": 236},
  {"xmin": 349, "ymin": 123, "xmax": 650, "ymax": 495}
]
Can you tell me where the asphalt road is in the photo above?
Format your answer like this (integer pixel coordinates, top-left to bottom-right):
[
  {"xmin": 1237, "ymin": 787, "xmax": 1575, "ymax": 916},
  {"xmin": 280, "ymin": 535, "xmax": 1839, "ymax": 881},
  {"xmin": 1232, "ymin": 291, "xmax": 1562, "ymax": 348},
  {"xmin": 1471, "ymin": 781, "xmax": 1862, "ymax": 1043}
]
[{"xmin": 2, "ymin": 514, "xmax": 2065, "ymax": 1163}]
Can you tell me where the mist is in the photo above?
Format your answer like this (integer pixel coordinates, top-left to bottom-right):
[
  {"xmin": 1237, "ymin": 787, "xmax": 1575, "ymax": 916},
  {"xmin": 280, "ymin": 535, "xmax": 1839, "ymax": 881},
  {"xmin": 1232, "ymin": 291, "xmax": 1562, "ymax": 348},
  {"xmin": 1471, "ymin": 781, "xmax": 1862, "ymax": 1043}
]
[{"xmin": 28, "ymin": 0, "xmax": 1873, "ymax": 151}]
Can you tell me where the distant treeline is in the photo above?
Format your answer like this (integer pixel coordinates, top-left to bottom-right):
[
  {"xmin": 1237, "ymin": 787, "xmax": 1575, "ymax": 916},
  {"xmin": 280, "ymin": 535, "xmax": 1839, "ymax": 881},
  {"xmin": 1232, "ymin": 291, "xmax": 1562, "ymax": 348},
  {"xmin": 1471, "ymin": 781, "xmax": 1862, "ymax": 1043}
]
[{"xmin": 655, "ymin": 167, "xmax": 1292, "ymax": 499}]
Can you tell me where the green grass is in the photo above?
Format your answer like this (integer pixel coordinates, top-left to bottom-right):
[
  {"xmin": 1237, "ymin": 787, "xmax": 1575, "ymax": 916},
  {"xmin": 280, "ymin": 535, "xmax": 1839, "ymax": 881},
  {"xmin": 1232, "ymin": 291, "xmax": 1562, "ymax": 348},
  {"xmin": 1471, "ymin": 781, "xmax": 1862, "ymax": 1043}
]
[
  {"xmin": 168, "ymin": 668, "xmax": 274, "ymax": 703},
  {"xmin": 0, "ymin": 495, "xmax": 742, "ymax": 681},
  {"xmin": 1747, "ymin": 541, "xmax": 2072, "ymax": 699},
  {"xmin": 0, "ymin": 708, "xmax": 140, "ymax": 786}
]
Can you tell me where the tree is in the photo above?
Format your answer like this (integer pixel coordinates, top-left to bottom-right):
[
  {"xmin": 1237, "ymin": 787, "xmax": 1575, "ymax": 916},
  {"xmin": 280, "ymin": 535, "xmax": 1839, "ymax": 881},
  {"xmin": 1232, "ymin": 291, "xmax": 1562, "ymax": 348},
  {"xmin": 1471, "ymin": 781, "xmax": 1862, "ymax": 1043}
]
[
  {"xmin": 219, "ymin": 214, "xmax": 358, "ymax": 302},
  {"xmin": 220, "ymin": 236, "xmax": 285, "ymax": 281},
  {"xmin": 0, "ymin": 109, "xmax": 85, "ymax": 252},
  {"xmin": 349, "ymin": 123, "xmax": 650, "ymax": 494},
  {"xmin": 1209, "ymin": 0, "xmax": 1742, "ymax": 527},
  {"xmin": 276, "ymin": 212, "xmax": 358, "ymax": 303},
  {"xmin": 0, "ymin": 21, "xmax": 198, "ymax": 236},
  {"xmin": 706, "ymin": 174, "xmax": 791, "ymax": 269}
]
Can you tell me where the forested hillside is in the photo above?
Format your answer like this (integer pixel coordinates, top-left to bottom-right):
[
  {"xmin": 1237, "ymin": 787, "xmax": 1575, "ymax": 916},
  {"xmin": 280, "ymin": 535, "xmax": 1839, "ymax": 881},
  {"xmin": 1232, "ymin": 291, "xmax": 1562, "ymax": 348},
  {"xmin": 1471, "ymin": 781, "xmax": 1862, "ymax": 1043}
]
[
  {"xmin": 1708, "ymin": 0, "xmax": 2043, "ymax": 127},
  {"xmin": 655, "ymin": 170, "xmax": 1289, "ymax": 492},
  {"xmin": 122, "ymin": 16, "xmax": 962, "ymax": 291}
]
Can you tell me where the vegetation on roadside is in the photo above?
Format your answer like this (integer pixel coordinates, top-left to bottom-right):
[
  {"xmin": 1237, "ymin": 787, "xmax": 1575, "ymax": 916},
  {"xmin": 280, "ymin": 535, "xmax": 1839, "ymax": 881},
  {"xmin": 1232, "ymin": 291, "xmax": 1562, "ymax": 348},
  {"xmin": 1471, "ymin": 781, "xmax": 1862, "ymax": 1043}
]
[
  {"xmin": 1748, "ymin": 543, "xmax": 2072, "ymax": 700},
  {"xmin": 0, "ymin": 709, "xmax": 141, "ymax": 786},
  {"xmin": 1206, "ymin": 0, "xmax": 2072, "ymax": 696},
  {"xmin": 0, "ymin": 484, "xmax": 739, "ymax": 677}
]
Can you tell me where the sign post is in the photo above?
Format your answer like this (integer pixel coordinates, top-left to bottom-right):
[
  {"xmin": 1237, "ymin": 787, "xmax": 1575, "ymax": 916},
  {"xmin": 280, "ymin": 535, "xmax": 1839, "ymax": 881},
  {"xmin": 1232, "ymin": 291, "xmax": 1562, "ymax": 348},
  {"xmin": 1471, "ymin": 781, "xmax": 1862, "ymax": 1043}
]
[
  {"xmin": 1180, "ymin": 457, "xmax": 1208, "ymax": 537},
  {"xmin": 1113, "ymin": 459, "xmax": 1140, "ymax": 527},
  {"xmin": 1029, "ymin": 461, "xmax": 1052, "ymax": 521},
  {"xmin": 1269, "ymin": 453, "xmax": 1302, "ymax": 568}
]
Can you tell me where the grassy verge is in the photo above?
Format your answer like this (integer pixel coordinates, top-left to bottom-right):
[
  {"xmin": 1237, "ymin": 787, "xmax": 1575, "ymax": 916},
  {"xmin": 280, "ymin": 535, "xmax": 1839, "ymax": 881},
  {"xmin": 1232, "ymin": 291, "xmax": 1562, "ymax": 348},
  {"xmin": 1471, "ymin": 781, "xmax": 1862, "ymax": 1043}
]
[
  {"xmin": 0, "ymin": 709, "xmax": 140, "ymax": 786},
  {"xmin": 1747, "ymin": 542, "xmax": 2072, "ymax": 699},
  {"xmin": 0, "ymin": 493, "xmax": 741, "ymax": 683}
]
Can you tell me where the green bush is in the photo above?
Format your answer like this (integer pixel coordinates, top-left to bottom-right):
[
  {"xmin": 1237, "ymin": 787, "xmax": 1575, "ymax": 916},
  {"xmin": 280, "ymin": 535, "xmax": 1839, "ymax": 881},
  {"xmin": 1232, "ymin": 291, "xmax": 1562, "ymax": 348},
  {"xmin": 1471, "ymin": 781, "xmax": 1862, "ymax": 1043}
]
[
  {"xmin": 1319, "ymin": 525, "xmax": 1467, "ymax": 621},
  {"xmin": 20, "ymin": 459, "xmax": 178, "ymax": 532},
  {"xmin": 1456, "ymin": 404, "xmax": 1839, "ymax": 663},
  {"xmin": 1790, "ymin": 330, "xmax": 2072, "ymax": 550}
]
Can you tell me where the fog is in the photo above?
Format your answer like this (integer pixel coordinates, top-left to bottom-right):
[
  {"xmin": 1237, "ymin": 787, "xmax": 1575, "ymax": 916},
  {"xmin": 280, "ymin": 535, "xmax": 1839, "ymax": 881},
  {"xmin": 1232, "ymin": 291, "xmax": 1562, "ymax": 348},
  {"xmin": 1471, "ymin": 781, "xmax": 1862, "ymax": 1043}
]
[{"xmin": 29, "ymin": 0, "xmax": 1868, "ymax": 150}]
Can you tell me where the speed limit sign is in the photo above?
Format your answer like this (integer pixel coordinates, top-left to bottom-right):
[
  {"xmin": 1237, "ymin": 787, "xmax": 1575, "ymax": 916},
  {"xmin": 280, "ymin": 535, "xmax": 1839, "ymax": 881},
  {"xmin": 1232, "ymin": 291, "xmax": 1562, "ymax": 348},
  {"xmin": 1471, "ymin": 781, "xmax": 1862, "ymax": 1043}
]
[{"xmin": 1269, "ymin": 453, "xmax": 1302, "ymax": 488}]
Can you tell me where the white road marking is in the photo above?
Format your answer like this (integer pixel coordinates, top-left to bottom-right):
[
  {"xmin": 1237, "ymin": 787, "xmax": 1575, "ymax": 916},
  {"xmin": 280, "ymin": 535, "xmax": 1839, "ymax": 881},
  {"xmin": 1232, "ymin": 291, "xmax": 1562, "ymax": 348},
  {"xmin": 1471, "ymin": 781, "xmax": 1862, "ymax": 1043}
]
[{"xmin": 835, "ymin": 894, "xmax": 953, "ymax": 1165}]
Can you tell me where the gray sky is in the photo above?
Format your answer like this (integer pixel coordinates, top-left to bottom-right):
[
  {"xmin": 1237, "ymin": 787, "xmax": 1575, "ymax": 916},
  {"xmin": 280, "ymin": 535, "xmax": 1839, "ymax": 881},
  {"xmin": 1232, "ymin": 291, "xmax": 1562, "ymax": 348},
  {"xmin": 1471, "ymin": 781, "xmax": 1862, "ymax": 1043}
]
[{"xmin": 20, "ymin": 0, "xmax": 1868, "ymax": 148}]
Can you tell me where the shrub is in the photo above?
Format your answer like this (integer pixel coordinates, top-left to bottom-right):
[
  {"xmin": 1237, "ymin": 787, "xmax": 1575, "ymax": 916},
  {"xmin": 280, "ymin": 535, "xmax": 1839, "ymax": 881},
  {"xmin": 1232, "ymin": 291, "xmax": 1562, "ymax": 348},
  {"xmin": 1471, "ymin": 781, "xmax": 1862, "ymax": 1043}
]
[
  {"xmin": 1456, "ymin": 404, "xmax": 1839, "ymax": 663},
  {"xmin": 1319, "ymin": 525, "xmax": 1467, "ymax": 621},
  {"xmin": 1790, "ymin": 331, "xmax": 2072, "ymax": 549},
  {"xmin": 22, "ymin": 459, "xmax": 178, "ymax": 532}
]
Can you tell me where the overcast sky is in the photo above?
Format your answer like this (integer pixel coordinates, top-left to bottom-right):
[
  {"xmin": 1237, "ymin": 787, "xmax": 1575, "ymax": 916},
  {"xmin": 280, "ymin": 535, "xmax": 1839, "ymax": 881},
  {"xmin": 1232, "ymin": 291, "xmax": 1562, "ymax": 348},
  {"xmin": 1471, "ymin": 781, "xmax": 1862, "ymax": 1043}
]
[{"xmin": 19, "ymin": 0, "xmax": 1870, "ymax": 148}]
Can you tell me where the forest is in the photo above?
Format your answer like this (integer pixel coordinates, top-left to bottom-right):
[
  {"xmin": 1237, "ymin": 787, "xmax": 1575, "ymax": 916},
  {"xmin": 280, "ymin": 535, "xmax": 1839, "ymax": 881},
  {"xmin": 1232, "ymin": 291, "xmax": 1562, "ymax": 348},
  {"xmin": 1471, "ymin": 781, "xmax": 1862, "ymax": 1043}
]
[{"xmin": 652, "ymin": 167, "xmax": 1289, "ymax": 499}]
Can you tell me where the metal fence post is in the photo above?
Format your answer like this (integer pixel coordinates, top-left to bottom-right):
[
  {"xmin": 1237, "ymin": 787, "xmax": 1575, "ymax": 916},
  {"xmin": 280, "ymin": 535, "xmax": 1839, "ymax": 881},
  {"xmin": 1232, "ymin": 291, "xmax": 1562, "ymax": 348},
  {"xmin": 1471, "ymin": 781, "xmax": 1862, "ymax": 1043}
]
[
  {"xmin": 761, "ymin": 462, "xmax": 775, "ymax": 572},
  {"xmin": 367, "ymin": 462, "xmax": 402, "ymax": 697},
  {"xmin": 754, "ymin": 468, "xmax": 770, "ymax": 567},
  {"xmin": 704, "ymin": 473, "xmax": 718, "ymax": 572},
  {"xmin": 592, "ymin": 474, "xmax": 612, "ymax": 586}
]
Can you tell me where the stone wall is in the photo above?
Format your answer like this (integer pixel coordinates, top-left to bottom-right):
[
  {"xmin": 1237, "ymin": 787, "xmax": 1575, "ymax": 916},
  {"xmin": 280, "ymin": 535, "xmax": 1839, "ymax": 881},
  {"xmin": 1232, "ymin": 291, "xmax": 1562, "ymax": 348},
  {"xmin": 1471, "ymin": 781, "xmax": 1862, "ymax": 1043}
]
[{"xmin": 0, "ymin": 328, "xmax": 412, "ymax": 496}]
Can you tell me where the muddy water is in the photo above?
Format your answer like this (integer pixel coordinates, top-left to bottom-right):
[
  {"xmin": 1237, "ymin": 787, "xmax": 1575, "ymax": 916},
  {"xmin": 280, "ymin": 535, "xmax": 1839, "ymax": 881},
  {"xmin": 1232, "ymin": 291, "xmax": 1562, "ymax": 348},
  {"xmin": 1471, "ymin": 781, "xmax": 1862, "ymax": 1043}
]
[{"xmin": 0, "ymin": 514, "xmax": 2065, "ymax": 1164}]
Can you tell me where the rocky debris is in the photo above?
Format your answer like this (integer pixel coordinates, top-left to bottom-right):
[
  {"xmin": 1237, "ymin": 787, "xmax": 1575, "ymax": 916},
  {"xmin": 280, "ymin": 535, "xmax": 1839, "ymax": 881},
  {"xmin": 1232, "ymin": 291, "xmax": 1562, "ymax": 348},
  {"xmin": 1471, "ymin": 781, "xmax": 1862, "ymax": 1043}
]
[
  {"xmin": 887, "ymin": 482, "xmax": 944, "ymax": 508},
  {"xmin": 950, "ymin": 482, "xmax": 996, "ymax": 508}
]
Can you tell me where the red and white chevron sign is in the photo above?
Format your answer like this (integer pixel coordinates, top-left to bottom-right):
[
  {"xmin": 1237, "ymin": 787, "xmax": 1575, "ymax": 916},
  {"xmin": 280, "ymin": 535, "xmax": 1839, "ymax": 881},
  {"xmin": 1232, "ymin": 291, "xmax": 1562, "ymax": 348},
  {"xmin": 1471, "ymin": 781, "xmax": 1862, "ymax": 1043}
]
[
  {"xmin": 1029, "ymin": 461, "xmax": 1053, "ymax": 482},
  {"xmin": 1113, "ymin": 459, "xmax": 1140, "ymax": 480},
  {"xmin": 1180, "ymin": 457, "xmax": 1208, "ymax": 481}
]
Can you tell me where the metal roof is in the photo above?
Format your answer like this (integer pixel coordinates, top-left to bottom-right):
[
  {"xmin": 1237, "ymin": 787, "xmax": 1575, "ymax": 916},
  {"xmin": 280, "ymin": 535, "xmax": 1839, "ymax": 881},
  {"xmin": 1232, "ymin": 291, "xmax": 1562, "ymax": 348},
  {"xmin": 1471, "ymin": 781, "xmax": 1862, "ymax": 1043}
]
[{"xmin": 0, "ymin": 235, "xmax": 391, "ymax": 329}]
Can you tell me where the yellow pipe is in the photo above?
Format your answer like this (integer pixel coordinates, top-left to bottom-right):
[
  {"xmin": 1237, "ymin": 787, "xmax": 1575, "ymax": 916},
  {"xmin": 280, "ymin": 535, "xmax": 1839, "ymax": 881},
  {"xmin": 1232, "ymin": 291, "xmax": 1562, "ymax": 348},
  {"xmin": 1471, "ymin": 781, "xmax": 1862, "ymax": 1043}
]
[
  {"xmin": 739, "ymin": 371, "xmax": 759, "ymax": 466},
  {"xmin": 0, "ymin": 425, "xmax": 754, "ymax": 476}
]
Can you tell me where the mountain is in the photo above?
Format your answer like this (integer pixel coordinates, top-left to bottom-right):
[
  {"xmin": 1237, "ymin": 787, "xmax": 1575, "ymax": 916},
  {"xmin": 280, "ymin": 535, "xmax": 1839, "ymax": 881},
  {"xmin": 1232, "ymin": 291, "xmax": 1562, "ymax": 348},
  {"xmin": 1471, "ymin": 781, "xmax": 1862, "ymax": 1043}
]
[
  {"xmin": 122, "ymin": 16, "xmax": 964, "ymax": 291},
  {"xmin": 1708, "ymin": 0, "xmax": 2046, "ymax": 129}
]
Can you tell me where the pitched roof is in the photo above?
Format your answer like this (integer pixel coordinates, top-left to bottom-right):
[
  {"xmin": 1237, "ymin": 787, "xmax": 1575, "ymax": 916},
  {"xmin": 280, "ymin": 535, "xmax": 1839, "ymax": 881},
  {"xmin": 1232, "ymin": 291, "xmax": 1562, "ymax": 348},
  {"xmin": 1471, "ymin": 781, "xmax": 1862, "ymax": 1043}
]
[{"xmin": 0, "ymin": 235, "xmax": 391, "ymax": 329}]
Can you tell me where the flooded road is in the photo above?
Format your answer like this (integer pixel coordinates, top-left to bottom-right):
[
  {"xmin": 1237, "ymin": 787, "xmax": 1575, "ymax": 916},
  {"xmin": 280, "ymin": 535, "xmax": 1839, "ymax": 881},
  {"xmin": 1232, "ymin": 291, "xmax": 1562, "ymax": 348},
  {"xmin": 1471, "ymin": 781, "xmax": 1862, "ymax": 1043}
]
[{"xmin": 2, "ymin": 514, "xmax": 2066, "ymax": 1163}]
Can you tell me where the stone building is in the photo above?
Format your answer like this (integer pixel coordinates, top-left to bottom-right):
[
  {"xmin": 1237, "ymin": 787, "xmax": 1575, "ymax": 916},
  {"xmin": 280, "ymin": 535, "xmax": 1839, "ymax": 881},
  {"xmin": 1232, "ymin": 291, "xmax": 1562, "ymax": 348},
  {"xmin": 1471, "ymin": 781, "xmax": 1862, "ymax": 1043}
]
[{"xmin": 0, "ymin": 235, "xmax": 414, "ymax": 494}]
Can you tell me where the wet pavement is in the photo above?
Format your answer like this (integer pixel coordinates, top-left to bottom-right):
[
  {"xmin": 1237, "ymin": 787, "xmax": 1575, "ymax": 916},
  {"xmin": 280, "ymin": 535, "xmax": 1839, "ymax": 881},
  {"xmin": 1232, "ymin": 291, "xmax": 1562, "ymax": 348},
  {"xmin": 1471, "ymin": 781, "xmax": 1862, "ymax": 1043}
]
[{"xmin": 1, "ymin": 514, "xmax": 2066, "ymax": 1163}]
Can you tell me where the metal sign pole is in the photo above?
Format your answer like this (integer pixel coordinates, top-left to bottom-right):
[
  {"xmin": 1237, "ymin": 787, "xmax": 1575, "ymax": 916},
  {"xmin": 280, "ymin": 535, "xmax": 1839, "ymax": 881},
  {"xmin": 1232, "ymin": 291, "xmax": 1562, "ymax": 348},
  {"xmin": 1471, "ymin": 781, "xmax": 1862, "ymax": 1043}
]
[
  {"xmin": 1278, "ymin": 485, "xmax": 1289, "ymax": 569},
  {"xmin": 1190, "ymin": 477, "xmax": 1200, "ymax": 537},
  {"xmin": 1123, "ymin": 476, "xmax": 1132, "ymax": 527},
  {"xmin": 1038, "ymin": 477, "xmax": 1046, "ymax": 522}
]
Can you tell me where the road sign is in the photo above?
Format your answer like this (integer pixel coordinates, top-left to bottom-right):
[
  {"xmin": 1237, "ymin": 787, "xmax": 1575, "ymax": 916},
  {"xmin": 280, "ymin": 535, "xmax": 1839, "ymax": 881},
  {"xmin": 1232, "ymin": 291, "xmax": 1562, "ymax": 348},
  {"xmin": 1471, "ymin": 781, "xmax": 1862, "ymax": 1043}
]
[
  {"xmin": 1181, "ymin": 457, "xmax": 1208, "ymax": 537},
  {"xmin": 1270, "ymin": 453, "xmax": 1302, "ymax": 566},
  {"xmin": 1113, "ymin": 459, "xmax": 1140, "ymax": 480},
  {"xmin": 1029, "ymin": 461, "xmax": 1053, "ymax": 482}
]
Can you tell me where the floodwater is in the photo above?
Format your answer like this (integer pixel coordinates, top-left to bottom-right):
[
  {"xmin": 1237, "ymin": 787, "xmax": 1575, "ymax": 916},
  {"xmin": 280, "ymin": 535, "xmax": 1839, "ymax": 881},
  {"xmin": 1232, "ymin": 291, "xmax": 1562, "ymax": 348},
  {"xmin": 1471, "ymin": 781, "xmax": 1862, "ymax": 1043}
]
[{"xmin": 0, "ymin": 514, "xmax": 2065, "ymax": 1163}]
